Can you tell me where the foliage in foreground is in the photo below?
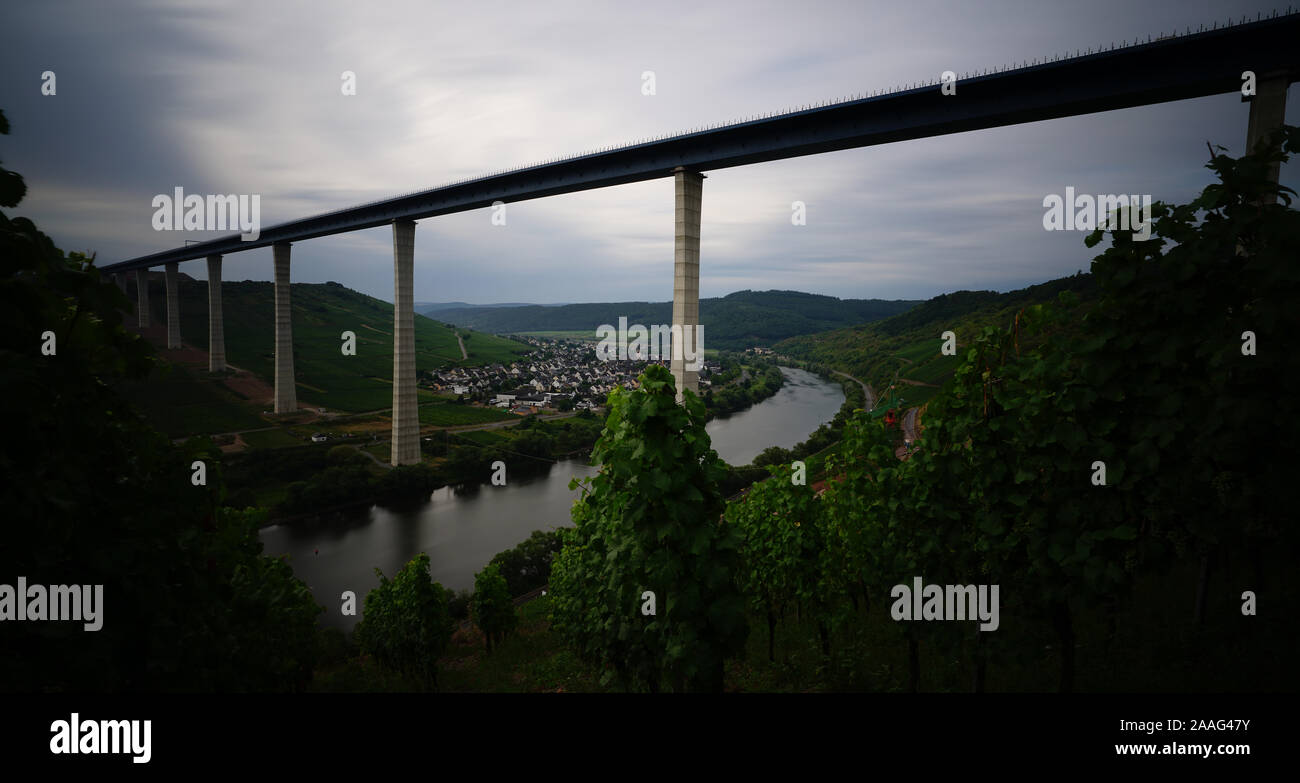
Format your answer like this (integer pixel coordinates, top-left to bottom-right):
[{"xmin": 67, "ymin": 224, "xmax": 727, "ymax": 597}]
[
  {"xmin": 751, "ymin": 125, "xmax": 1300, "ymax": 691},
  {"xmin": 549, "ymin": 364, "xmax": 748, "ymax": 691},
  {"xmin": 0, "ymin": 108, "xmax": 323, "ymax": 692},
  {"xmin": 472, "ymin": 563, "xmax": 517, "ymax": 653},
  {"xmin": 353, "ymin": 553, "xmax": 453, "ymax": 689}
]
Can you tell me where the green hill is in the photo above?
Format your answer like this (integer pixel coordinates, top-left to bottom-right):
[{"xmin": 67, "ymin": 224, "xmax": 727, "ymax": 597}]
[
  {"xmin": 431, "ymin": 289, "xmax": 921, "ymax": 349},
  {"xmin": 777, "ymin": 273, "xmax": 1098, "ymax": 406},
  {"xmin": 127, "ymin": 277, "xmax": 531, "ymax": 419}
]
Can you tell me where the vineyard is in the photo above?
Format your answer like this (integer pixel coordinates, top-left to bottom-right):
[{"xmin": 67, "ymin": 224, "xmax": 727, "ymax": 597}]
[{"xmin": 543, "ymin": 127, "xmax": 1300, "ymax": 692}]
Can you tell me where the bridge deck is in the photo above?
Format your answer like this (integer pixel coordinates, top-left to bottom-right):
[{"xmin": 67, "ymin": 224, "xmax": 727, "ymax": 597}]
[{"xmin": 103, "ymin": 12, "xmax": 1300, "ymax": 273}]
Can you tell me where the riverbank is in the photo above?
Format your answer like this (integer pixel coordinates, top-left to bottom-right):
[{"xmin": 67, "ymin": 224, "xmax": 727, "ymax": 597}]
[
  {"xmin": 706, "ymin": 366, "xmax": 845, "ymax": 467},
  {"xmin": 702, "ymin": 360, "xmax": 785, "ymax": 419},
  {"xmin": 225, "ymin": 412, "xmax": 607, "ymax": 522},
  {"xmin": 236, "ymin": 359, "xmax": 790, "ymax": 523}
]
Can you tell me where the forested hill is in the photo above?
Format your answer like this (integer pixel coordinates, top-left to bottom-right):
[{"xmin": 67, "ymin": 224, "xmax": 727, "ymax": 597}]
[
  {"xmin": 158, "ymin": 278, "xmax": 530, "ymax": 412},
  {"xmin": 776, "ymin": 273, "xmax": 1098, "ymax": 406},
  {"xmin": 426, "ymin": 290, "xmax": 921, "ymax": 349}
]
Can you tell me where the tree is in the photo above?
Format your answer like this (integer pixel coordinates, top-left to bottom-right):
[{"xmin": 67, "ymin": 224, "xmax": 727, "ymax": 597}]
[
  {"xmin": 489, "ymin": 529, "xmax": 564, "ymax": 596},
  {"xmin": 0, "ymin": 108, "xmax": 323, "ymax": 692},
  {"xmin": 549, "ymin": 363, "xmax": 748, "ymax": 691},
  {"xmin": 354, "ymin": 553, "xmax": 453, "ymax": 689},
  {"xmin": 472, "ymin": 563, "xmax": 516, "ymax": 653},
  {"xmin": 752, "ymin": 446, "xmax": 793, "ymax": 468},
  {"xmin": 375, "ymin": 463, "xmax": 437, "ymax": 507}
]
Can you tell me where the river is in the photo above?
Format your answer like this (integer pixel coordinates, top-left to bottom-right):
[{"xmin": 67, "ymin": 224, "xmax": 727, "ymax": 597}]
[
  {"xmin": 705, "ymin": 366, "xmax": 846, "ymax": 467},
  {"xmin": 258, "ymin": 366, "xmax": 843, "ymax": 630}
]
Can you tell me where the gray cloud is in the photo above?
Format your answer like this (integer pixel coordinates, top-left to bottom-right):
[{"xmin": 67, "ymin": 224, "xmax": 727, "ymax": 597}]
[{"xmin": 1, "ymin": 0, "xmax": 1294, "ymax": 304}]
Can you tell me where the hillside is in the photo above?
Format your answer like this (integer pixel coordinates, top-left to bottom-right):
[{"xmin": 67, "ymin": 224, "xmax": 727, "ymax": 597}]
[
  {"xmin": 130, "ymin": 277, "xmax": 531, "ymax": 415},
  {"xmin": 430, "ymin": 290, "xmax": 921, "ymax": 349},
  {"xmin": 416, "ymin": 301, "xmax": 540, "ymax": 312},
  {"xmin": 777, "ymin": 273, "xmax": 1098, "ymax": 407}
]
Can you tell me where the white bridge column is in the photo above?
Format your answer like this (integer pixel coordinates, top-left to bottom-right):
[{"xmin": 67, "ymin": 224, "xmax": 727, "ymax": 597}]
[
  {"xmin": 671, "ymin": 167, "xmax": 704, "ymax": 403},
  {"xmin": 164, "ymin": 261, "xmax": 181, "ymax": 349},
  {"xmin": 1246, "ymin": 76, "xmax": 1290, "ymax": 202},
  {"xmin": 135, "ymin": 268, "xmax": 150, "ymax": 328},
  {"xmin": 206, "ymin": 254, "xmax": 226, "ymax": 372},
  {"xmin": 391, "ymin": 219, "xmax": 420, "ymax": 466},
  {"xmin": 273, "ymin": 242, "xmax": 297, "ymax": 413}
]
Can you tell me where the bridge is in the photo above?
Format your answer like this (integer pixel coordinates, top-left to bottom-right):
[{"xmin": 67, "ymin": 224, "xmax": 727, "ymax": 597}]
[{"xmin": 101, "ymin": 11, "xmax": 1299, "ymax": 466}]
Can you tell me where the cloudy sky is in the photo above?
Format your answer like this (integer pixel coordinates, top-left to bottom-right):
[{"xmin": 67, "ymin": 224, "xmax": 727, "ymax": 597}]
[{"xmin": 2, "ymin": 0, "xmax": 1295, "ymax": 305}]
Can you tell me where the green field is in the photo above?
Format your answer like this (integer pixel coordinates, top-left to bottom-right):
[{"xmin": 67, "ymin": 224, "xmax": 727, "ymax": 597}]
[
  {"xmin": 889, "ymin": 385, "xmax": 939, "ymax": 407},
  {"xmin": 450, "ymin": 429, "xmax": 510, "ymax": 446},
  {"xmin": 905, "ymin": 355, "xmax": 960, "ymax": 385},
  {"xmin": 168, "ymin": 278, "xmax": 532, "ymax": 413},
  {"xmin": 892, "ymin": 338, "xmax": 942, "ymax": 363},
  {"xmin": 418, "ymin": 402, "xmax": 514, "ymax": 426},
  {"xmin": 891, "ymin": 335, "xmax": 960, "ymax": 385}
]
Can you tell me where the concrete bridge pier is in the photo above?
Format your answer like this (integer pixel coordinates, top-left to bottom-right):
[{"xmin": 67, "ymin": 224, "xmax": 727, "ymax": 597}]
[
  {"xmin": 135, "ymin": 268, "xmax": 150, "ymax": 328},
  {"xmin": 206, "ymin": 254, "xmax": 226, "ymax": 372},
  {"xmin": 391, "ymin": 219, "xmax": 420, "ymax": 466},
  {"xmin": 273, "ymin": 242, "xmax": 297, "ymax": 413},
  {"xmin": 164, "ymin": 261, "xmax": 181, "ymax": 349},
  {"xmin": 671, "ymin": 167, "xmax": 704, "ymax": 403},
  {"xmin": 1246, "ymin": 76, "xmax": 1290, "ymax": 201}
]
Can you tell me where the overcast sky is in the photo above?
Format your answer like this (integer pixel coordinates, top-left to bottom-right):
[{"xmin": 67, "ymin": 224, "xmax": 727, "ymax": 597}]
[{"xmin": 2, "ymin": 0, "xmax": 1295, "ymax": 305}]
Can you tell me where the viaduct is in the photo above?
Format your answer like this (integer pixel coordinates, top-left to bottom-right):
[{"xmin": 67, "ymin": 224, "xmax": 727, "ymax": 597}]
[{"xmin": 101, "ymin": 11, "xmax": 1299, "ymax": 466}]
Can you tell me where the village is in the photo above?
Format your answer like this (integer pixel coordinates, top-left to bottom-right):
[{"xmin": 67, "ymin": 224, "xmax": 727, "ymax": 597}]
[{"xmin": 420, "ymin": 335, "xmax": 724, "ymax": 415}]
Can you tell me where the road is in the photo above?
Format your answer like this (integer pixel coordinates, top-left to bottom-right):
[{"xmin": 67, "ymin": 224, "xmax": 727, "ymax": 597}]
[
  {"xmin": 894, "ymin": 407, "xmax": 920, "ymax": 460},
  {"xmin": 832, "ymin": 370, "xmax": 874, "ymax": 410},
  {"xmin": 455, "ymin": 332, "xmax": 468, "ymax": 360},
  {"xmin": 902, "ymin": 407, "xmax": 918, "ymax": 442}
]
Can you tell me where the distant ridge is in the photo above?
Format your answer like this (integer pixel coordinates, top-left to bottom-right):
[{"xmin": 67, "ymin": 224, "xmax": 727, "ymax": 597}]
[
  {"xmin": 430, "ymin": 289, "xmax": 922, "ymax": 350},
  {"xmin": 416, "ymin": 301, "xmax": 553, "ymax": 313}
]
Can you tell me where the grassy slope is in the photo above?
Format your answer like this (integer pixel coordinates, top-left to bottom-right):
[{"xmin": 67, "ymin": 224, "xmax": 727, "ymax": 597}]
[
  {"xmin": 115, "ymin": 363, "xmax": 266, "ymax": 437},
  {"xmin": 777, "ymin": 273, "xmax": 1098, "ymax": 401},
  {"xmin": 168, "ymin": 278, "xmax": 531, "ymax": 413}
]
